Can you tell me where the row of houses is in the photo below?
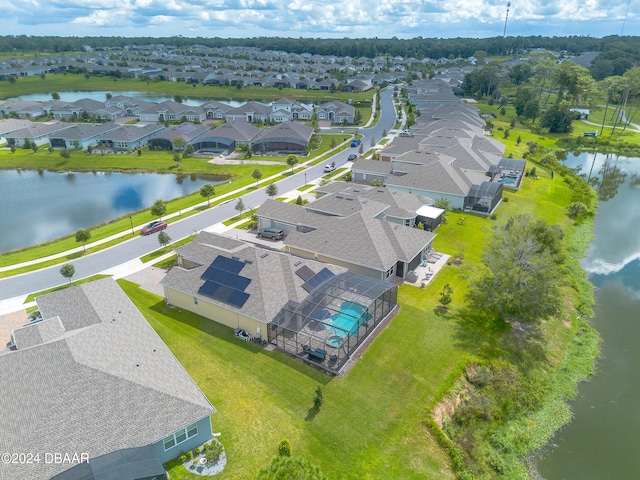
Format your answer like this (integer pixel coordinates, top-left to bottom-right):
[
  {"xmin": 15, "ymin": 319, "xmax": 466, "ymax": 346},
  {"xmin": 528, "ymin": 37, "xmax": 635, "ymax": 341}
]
[
  {"xmin": 352, "ymin": 79, "xmax": 526, "ymax": 214},
  {"xmin": 0, "ymin": 117, "xmax": 316, "ymax": 155},
  {"xmin": 0, "ymin": 96, "xmax": 356, "ymax": 125}
]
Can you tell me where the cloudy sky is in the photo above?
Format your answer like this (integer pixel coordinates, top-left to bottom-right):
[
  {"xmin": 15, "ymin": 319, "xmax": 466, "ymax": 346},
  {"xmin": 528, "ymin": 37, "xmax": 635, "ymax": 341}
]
[{"xmin": 1, "ymin": 0, "xmax": 637, "ymax": 39}]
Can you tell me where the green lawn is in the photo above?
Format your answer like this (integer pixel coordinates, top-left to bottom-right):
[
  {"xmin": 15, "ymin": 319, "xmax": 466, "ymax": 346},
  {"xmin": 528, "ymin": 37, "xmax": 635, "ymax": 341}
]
[
  {"xmin": 0, "ymin": 73, "xmax": 375, "ymax": 104},
  {"xmin": 120, "ymin": 276, "xmax": 458, "ymax": 480}
]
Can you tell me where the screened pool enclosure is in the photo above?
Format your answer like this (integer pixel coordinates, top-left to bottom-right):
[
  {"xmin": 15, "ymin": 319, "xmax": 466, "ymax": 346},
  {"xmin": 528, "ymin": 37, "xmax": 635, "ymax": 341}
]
[{"xmin": 270, "ymin": 271, "xmax": 398, "ymax": 372}]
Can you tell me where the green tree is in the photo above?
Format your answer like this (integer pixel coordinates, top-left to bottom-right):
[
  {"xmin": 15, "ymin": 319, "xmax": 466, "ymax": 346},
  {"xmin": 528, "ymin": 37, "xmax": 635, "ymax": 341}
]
[
  {"xmin": 313, "ymin": 386, "xmax": 323, "ymax": 409},
  {"xmin": 75, "ymin": 229, "xmax": 91, "ymax": 253},
  {"xmin": 434, "ymin": 197, "xmax": 453, "ymax": 211},
  {"xmin": 200, "ymin": 184, "xmax": 216, "ymax": 206},
  {"xmin": 150, "ymin": 199, "xmax": 167, "ymax": 220},
  {"xmin": 466, "ymin": 215, "xmax": 564, "ymax": 325},
  {"xmin": 174, "ymin": 94, "xmax": 184, "ymax": 103},
  {"xmin": 286, "ymin": 154, "xmax": 298, "ymax": 173},
  {"xmin": 172, "ymin": 136, "xmax": 186, "ymax": 151},
  {"xmin": 255, "ymin": 456, "xmax": 326, "ymax": 480},
  {"xmin": 235, "ymin": 198, "xmax": 245, "ymax": 214},
  {"xmin": 439, "ymin": 283, "xmax": 453, "ymax": 310},
  {"xmin": 173, "ymin": 152, "xmax": 182, "ymax": 166},
  {"xmin": 296, "ymin": 195, "xmax": 304, "ymax": 205},
  {"xmin": 266, "ymin": 183, "xmax": 278, "ymax": 198},
  {"xmin": 23, "ymin": 138, "xmax": 32, "ymax": 150},
  {"xmin": 60, "ymin": 149, "xmax": 71, "ymax": 159},
  {"xmin": 60, "ymin": 264, "xmax": 75, "ymax": 285},
  {"xmin": 158, "ymin": 230, "xmax": 172, "ymax": 248},
  {"xmin": 540, "ymin": 105, "xmax": 573, "ymax": 133},
  {"xmin": 252, "ymin": 169, "xmax": 263, "ymax": 187}
]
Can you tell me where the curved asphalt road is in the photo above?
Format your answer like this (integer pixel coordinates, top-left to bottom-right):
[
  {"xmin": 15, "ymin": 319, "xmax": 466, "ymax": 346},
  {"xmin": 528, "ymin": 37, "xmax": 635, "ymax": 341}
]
[{"xmin": 0, "ymin": 88, "xmax": 398, "ymax": 301}]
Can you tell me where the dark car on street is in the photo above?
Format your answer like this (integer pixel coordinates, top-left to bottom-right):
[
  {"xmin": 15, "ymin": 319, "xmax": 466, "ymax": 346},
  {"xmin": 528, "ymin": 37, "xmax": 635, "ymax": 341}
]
[
  {"xmin": 141, "ymin": 220, "xmax": 167, "ymax": 235},
  {"xmin": 348, "ymin": 154, "xmax": 357, "ymax": 161}
]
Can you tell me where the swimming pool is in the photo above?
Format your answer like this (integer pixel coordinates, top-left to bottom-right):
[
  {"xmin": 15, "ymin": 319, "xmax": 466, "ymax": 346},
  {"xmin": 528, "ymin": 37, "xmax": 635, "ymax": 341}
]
[{"xmin": 325, "ymin": 302, "xmax": 371, "ymax": 337}]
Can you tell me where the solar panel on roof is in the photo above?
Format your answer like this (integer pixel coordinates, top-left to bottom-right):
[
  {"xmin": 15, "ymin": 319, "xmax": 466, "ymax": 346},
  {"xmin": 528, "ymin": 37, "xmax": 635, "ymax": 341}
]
[
  {"xmin": 211, "ymin": 255, "xmax": 245, "ymax": 274},
  {"xmin": 201, "ymin": 266, "xmax": 251, "ymax": 290},
  {"xmin": 295, "ymin": 265, "xmax": 315, "ymax": 282},
  {"xmin": 302, "ymin": 267, "xmax": 335, "ymax": 292},
  {"xmin": 198, "ymin": 281, "xmax": 250, "ymax": 308}
]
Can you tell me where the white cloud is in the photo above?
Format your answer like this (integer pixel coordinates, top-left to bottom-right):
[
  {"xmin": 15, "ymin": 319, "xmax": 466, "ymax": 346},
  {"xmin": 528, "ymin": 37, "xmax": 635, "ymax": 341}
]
[{"xmin": 0, "ymin": 0, "xmax": 637, "ymax": 37}]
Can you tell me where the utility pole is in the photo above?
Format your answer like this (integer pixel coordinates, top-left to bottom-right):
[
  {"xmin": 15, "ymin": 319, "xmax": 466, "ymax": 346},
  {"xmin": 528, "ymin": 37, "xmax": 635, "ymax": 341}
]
[{"xmin": 503, "ymin": 2, "xmax": 511, "ymax": 37}]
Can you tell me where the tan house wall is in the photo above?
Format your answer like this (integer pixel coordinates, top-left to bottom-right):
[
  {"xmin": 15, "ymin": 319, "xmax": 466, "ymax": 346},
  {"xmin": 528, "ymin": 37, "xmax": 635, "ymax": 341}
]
[{"xmin": 163, "ymin": 287, "xmax": 267, "ymax": 340}]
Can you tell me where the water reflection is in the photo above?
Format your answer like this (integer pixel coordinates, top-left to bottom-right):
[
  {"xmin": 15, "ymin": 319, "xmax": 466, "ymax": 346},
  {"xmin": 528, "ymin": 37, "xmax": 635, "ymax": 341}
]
[
  {"xmin": 535, "ymin": 152, "xmax": 640, "ymax": 480},
  {"xmin": 562, "ymin": 153, "xmax": 640, "ymax": 275},
  {"xmin": 0, "ymin": 170, "xmax": 225, "ymax": 253}
]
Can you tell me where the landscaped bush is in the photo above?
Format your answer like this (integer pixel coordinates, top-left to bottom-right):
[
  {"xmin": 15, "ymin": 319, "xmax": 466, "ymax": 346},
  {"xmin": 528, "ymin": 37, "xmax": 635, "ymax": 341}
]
[
  {"xmin": 205, "ymin": 441, "xmax": 224, "ymax": 463},
  {"xmin": 278, "ymin": 438, "xmax": 292, "ymax": 457}
]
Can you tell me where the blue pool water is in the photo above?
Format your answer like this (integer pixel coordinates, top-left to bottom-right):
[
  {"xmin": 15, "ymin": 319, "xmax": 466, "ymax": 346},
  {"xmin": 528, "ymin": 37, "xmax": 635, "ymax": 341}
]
[{"xmin": 325, "ymin": 302, "xmax": 371, "ymax": 337}]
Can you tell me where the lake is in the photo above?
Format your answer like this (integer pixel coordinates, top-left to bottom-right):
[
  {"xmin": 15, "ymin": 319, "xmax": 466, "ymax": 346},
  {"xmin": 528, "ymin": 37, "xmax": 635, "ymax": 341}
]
[
  {"xmin": 6, "ymin": 91, "xmax": 266, "ymax": 108},
  {"xmin": 535, "ymin": 152, "xmax": 640, "ymax": 479},
  {"xmin": 0, "ymin": 169, "xmax": 225, "ymax": 253}
]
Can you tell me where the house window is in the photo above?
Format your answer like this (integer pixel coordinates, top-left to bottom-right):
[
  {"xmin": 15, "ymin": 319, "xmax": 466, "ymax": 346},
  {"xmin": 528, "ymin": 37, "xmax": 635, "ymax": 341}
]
[
  {"xmin": 193, "ymin": 297, "xmax": 198, "ymax": 305},
  {"xmin": 385, "ymin": 266, "xmax": 394, "ymax": 278},
  {"xmin": 163, "ymin": 423, "xmax": 199, "ymax": 451}
]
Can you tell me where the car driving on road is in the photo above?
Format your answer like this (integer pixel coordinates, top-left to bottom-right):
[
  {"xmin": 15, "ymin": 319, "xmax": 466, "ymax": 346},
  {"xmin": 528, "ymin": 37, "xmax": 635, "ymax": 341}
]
[{"xmin": 140, "ymin": 221, "xmax": 167, "ymax": 235}]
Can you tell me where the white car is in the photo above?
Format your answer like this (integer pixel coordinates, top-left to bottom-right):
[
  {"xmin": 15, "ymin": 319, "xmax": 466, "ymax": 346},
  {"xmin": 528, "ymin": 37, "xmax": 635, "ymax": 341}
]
[{"xmin": 323, "ymin": 164, "xmax": 336, "ymax": 173}]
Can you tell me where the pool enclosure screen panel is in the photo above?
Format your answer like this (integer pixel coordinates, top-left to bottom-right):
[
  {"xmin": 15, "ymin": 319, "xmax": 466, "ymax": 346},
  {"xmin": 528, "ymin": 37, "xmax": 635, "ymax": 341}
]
[{"xmin": 269, "ymin": 271, "xmax": 398, "ymax": 373}]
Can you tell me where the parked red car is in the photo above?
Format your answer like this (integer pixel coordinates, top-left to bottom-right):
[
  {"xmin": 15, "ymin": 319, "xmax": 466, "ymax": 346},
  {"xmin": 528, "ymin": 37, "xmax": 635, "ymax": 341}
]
[{"xmin": 141, "ymin": 220, "xmax": 167, "ymax": 235}]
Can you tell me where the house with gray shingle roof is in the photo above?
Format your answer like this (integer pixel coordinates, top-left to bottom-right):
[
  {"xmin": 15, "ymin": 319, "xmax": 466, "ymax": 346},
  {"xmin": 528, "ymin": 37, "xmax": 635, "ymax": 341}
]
[
  {"xmin": 316, "ymin": 100, "xmax": 355, "ymax": 124},
  {"xmin": 5, "ymin": 121, "xmax": 71, "ymax": 147},
  {"xmin": 48, "ymin": 123, "xmax": 121, "ymax": 149},
  {"xmin": 253, "ymin": 122, "xmax": 314, "ymax": 155},
  {"xmin": 225, "ymin": 101, "xmax": 271, "ymax": 123},
  {"xmin": 257, "ymin": 195, "xmax": 436, "ymax": 280},
  {"xmin": 191, "ymin": 121, "xmax": 261, "ymax": 153},
  {"xmin": 161, "ymin": 232, "xmax": 398, "ymax": 373},
  {"xmin": 149, "ymin": 123, "xmax": 212, "ymax": 151},
  {"xmin": 2, "ymin": 278, "xmax": 215, "ymax": 480},
  {"xmin": 161, "ymin": 231, "xmax": 347, "ymax": 340},
  {"xmin": 98, "ymin": 124, "xmax": 166, "ymax": 151},
  {"xmin": 315, "ymin": 181, "xmax": 439, "ymax": 228}
]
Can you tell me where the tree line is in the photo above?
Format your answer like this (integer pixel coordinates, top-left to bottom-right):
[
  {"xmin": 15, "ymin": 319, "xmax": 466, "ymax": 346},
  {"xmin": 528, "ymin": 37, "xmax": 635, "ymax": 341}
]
[{"xmin": 1, "ymin": 35, "xmax": 640, "ymax": 63}]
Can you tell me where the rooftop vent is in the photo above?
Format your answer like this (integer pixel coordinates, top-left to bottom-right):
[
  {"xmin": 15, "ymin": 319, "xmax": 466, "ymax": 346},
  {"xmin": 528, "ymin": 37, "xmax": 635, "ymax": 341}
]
[
  {"xmin": 231, "ymin": 255, "xmax": 241, "ymax": 260},
  {"xmin": 260, "ymin": 252, "xmax": 269, "ymax": 258},
  {"xmin": 244, "ymin": 259, "xmax": 254, "ymax": 264},
  {"xmin": 294, "ymin": 260, "xmax": 302, "ymax": 266}
]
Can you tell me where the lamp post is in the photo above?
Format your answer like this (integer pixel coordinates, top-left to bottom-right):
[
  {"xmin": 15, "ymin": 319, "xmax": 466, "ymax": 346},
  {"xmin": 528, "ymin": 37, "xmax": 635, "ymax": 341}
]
[
  {"xmin": 129, "ymin": 215, "xmax": 134, "ymax": 235},
  {"xmin": 304, "ymin": 172, "xmax": 307, "ymax": 187}
]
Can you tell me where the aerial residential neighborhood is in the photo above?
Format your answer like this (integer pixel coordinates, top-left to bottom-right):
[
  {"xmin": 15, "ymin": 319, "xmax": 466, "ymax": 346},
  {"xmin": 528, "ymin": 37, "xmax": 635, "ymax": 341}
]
[{"xmin": 0, "ymin": 34, "xmax": 624, "ymax": 479}]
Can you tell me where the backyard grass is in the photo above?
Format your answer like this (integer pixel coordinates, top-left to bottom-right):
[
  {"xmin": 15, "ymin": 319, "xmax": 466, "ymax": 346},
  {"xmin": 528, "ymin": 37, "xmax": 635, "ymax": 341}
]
[{"xmin": 119, "ymin": 275, "xmax": 458, "ymax": 480}]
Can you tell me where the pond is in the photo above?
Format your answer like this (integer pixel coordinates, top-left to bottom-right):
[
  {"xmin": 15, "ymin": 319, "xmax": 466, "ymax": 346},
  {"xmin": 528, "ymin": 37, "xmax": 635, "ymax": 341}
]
[
  {"xmin": 0, "ymin": 169, "xmax": 226, "ymax": 253},
  {"xmin": 535, "ymin": 152, "xmax": 640, "ymax": 479},
  {"xmin": 6, "ymin": 91, "xmax": 266, "ymax": 107}
]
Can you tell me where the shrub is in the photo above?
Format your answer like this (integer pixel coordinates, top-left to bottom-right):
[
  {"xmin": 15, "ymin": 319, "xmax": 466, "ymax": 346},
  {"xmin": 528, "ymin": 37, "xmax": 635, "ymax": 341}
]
[
  {"xmin": 195, "ymin": 447, "xmax": 201, "ymax": 456},
  {"xmin": 278, "ymin": 438, "xmax": 292, "ymax": 457},
  {"xmin": 187, "ymin": 450, "xmax": 193, "ymax": 460},
  {"xmin": 180, "ymin": 453, "xmax": 187, "ymax": 463},
  {"xmin": 205, "ymin": 441, "xmax": 224, "ymax": 463}
]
